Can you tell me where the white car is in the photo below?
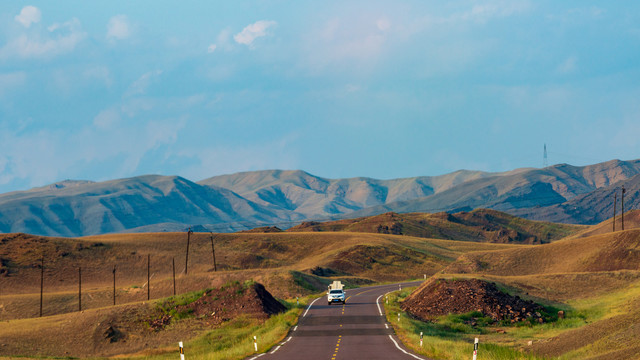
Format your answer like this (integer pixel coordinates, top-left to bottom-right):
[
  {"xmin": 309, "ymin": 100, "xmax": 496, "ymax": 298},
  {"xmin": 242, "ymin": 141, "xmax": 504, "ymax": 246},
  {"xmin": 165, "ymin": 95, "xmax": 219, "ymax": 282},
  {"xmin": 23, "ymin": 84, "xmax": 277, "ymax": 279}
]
[{"xmin": 327, "ymin": 289, "xmax": 346, "ymax": 305}]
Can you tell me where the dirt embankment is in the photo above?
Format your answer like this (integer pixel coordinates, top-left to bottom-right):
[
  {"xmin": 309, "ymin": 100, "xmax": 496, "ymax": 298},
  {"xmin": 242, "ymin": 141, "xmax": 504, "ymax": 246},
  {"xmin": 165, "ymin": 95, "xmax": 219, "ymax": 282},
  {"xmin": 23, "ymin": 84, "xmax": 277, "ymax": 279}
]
[
  {"xmin": 402, "ymin": 278, "xmax": 544, "ymax": 323},
  {"xmin": 0, "ymin": 281, "xmax": 285, "ymax": 358}
]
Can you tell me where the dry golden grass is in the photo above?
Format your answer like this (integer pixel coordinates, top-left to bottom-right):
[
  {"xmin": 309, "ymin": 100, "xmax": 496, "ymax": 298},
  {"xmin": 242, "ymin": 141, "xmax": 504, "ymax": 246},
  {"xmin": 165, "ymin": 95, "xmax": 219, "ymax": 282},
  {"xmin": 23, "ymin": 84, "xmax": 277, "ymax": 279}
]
[{"xmin": 3, "ymin": 220, "xmax": 640, "ymax": 359}]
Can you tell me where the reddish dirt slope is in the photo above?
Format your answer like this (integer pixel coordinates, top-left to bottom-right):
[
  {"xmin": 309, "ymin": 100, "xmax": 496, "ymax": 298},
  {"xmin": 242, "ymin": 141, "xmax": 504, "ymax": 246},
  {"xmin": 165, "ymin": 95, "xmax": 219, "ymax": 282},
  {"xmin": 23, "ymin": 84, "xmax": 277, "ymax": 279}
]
[{"xmin": 402, "ymin": 278, "xmax": 544, "ymax": 323}]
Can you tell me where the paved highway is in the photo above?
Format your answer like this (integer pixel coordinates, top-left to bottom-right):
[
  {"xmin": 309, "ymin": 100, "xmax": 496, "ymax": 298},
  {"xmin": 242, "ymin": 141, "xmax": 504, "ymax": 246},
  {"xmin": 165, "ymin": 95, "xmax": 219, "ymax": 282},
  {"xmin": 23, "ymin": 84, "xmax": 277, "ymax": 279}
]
[{"xmin": 250, "ymin": 281, "xmax": 431, "ymax": 360}]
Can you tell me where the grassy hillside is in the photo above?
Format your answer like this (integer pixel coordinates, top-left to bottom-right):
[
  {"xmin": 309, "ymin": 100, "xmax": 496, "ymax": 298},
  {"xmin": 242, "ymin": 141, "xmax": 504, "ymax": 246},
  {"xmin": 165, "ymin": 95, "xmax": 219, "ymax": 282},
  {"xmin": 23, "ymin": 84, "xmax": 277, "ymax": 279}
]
[
  {"xmin": 288, "ymin": 209, "xmax": 583, "ymax": 244},
  {"xmin": 415, "ymin": 227, "xmax": 640, "ymax": 359}
]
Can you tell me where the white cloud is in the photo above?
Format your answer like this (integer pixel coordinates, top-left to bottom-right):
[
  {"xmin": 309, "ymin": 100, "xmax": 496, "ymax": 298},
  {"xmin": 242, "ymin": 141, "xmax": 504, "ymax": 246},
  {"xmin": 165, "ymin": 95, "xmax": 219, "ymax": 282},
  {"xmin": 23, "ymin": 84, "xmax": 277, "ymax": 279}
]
[
  {"xmin": 234, "ymin": 20, "xmax": 277, "ymax": 46},
  {"xmin": 180, "ymin": 136, "xmax": 299, "ymax": 181},
  {"xmin": 0, "ymin": 18, "xmax": 86, "ymax": 59},
  {"xmin": 458, "ymin": 1, "xmax": 531, "ymax": 23},
  {"xmin": 93, "ymin": 108, "xmax": 121, "ymax": 130},
  {"xmin": 302, "ymin": 17, "xmax": 389, "ymax": 69},
  {"xmin": 377, "ymin": 18, "xmax": 391, "ymax": 31},
  {"xmin": 0, "ymin": 72, "xmax": 27, "ymax": 96},
  {"xmin": 124, "ymin": 70, "xmax": 162, "ymax": 97},
  {"xmin": 106, "ymin": 15, "xmax": 131, "ymax": 41},
  {"xmin": 15, "ymin": 6, "xmax": 41, "ymax": 28},
  {"xmin": 83, "ymin": 66, "xmax": 112, "ymax": 87},
  {"xmin": 557, "ymin": 56, "xmax": 578, "ymax": 74},
  {"xmin": 0, "ymin": 113, "xmax": 186, "ymax": 189},
  {"xmin": 207, "ymin": 44, "xmax": 217, "ymax": 53}
]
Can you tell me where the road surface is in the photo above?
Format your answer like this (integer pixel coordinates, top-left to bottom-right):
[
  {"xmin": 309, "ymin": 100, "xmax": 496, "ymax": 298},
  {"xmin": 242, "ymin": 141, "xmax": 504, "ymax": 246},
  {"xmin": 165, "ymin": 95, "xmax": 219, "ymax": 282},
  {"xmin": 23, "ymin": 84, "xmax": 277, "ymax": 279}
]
[{"xmin": 250, "ymin": 281, "xmax": 431, "ymax": 360}]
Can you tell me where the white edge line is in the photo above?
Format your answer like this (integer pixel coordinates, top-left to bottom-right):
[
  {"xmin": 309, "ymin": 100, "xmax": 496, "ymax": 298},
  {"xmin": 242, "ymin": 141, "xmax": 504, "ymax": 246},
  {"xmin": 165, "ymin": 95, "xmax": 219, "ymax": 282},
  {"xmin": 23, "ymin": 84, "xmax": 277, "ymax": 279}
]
[
  {"xmin": 388, "ymin": 335, "xmax": 426, "ymax": 360},
  {"xmin": 303, "ymin": 297, "xmax": 320, "ymax": 317},
  {"xmin": 376, "ymin": 290, "xmax": 394, "ymax": 316},
  {"xmin": 293, "ymin": 326, "xmax": 298, "ymax": 331},
  {"xmin": 248, "ymin": 354, "xmax": 265, "ymax": 360},
  {"xmin": 269, "ymin": 335, "xmax": 293, "ymax": 354}
]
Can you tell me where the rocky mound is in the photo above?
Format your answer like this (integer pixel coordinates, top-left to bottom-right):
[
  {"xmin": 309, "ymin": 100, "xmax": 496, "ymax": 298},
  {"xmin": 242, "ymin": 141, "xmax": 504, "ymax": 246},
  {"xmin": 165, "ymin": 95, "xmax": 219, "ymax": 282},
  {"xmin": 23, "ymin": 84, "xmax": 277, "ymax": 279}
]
[
  {"xmin": 402, "ymin": 278, "xmax": 544, "ymax": 323},
  {"xmin": 149, "ymin": 281, "xmax": 285, "ymax": 330}
]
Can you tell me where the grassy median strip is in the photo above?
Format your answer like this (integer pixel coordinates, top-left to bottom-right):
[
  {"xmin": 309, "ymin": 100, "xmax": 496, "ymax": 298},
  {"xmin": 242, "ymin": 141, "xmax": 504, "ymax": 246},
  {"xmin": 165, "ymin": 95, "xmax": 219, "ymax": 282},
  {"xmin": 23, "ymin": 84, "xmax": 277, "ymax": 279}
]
[{"xmin": 383, "ymin": 288, "xmax": 549, "ymax": 360}]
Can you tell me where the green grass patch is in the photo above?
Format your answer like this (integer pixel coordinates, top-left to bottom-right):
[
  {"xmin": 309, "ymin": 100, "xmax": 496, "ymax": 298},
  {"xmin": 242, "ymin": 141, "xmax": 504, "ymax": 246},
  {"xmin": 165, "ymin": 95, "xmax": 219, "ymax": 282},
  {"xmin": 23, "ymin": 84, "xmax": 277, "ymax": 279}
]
[
  {"xmin": 384, "ymin": 288, "xmax": 550, "ymax": 360},
  {"xmin": 129, "ymin": 296, "xmax": 309, "ymax": 360},
  {"xmin": 155, "ymin": 289, "xmax": 208, "ymax": 321}
]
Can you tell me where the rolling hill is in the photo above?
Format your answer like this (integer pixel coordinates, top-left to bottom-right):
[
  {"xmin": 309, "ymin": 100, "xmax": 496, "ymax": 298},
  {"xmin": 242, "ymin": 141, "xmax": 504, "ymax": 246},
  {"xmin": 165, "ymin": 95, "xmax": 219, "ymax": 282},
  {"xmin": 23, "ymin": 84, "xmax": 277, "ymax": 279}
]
[{"xmin": 287, "ymin": 209, "xmax": 583, "ymax": 244}]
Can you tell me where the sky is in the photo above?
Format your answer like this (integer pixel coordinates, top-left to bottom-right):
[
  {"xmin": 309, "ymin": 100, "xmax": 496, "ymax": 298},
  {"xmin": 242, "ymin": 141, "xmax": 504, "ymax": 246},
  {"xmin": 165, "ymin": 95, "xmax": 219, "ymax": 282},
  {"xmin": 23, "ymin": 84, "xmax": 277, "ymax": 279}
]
[{"xmin": 1, "ymin": 1, "xmax": 640, "ymax": 193}]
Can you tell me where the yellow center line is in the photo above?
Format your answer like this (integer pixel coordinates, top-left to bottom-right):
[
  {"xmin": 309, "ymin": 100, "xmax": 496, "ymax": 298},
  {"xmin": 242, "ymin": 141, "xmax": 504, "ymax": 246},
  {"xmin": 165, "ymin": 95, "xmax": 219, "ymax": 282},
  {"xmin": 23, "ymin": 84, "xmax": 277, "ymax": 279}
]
[{"xmin": 345, "ymin": 287, "xmax": 379, "ymax": 302}]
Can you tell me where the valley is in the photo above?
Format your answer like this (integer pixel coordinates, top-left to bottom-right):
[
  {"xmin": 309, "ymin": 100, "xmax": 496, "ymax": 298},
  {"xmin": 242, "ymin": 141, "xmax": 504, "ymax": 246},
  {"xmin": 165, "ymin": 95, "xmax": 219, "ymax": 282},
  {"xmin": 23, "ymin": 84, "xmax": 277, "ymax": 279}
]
[{"xmin": 1, "ymin": 210, "xmax": 639, "ymax": 359}]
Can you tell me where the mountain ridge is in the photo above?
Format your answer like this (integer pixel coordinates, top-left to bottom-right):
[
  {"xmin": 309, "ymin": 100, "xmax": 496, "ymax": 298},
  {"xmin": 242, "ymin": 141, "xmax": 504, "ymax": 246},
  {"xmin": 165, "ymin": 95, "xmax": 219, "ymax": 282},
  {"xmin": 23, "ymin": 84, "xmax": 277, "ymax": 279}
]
[{"xmin": 1, "ymin": 159, "xmax": 639, "ymax": 236}]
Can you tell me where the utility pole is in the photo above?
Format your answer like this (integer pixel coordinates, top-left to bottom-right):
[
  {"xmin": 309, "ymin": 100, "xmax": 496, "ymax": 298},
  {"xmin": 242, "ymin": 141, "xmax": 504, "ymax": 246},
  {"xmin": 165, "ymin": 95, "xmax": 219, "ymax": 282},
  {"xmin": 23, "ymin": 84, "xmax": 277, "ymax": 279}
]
[
  {"xmin": 622, "ymin": 185, "xmax": 626, "ymax": 230},
  {"xmin": 172, "ymin": 257, "xmax": 176, "ymax": 296},
  {"xmin": 78, "ymin": 267, "xmax": 82, "ymax": 312},
  {"xmin": 613, "ymin": 192, "xmax": 617, "ymax": 232},
  {"xmin": 112, "ymin": 265, "xmax": 116, "ymax": 306},
  {"xmin": 147, "ymin": 254, "xmax": 151, "ymax": 301},
  {"xmin": 185, "ymin": 228, "xmax": 192, "ymax": 275},
  {"xmin": 40, "ymin": 256, "xmax": 44, "ymax": 317},
  {"xmin": 210, "ymin": 232, "xmax": 217, "ymax": 272}
]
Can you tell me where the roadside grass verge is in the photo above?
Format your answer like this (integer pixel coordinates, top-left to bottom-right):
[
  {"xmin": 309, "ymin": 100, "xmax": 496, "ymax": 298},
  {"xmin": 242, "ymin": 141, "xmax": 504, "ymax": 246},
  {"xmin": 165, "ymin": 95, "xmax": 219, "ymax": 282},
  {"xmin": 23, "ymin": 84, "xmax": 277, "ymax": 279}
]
[
  {"xmin": 384, "ymin": 288, "xmax": 550, "ymax": 360},
  {"xmin": 130, "ymin": 294, "xmax": 315, "ymax": 360}
]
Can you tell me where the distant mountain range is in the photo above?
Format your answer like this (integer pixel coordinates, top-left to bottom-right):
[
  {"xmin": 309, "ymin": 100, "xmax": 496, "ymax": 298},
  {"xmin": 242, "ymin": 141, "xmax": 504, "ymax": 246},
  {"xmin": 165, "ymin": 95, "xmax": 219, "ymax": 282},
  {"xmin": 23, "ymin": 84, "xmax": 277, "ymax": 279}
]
[{"xmin": 0, "ymin": 159, "xmax": 638, "ymax": 237}]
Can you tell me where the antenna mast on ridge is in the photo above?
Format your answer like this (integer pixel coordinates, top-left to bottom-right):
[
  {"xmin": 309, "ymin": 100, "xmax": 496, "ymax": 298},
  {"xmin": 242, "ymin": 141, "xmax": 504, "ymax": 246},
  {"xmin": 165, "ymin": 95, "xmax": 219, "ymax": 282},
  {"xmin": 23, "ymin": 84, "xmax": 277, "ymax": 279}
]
[{"xmin": 543, "ymin": 144, "xmax": 548, "ymax": 168}]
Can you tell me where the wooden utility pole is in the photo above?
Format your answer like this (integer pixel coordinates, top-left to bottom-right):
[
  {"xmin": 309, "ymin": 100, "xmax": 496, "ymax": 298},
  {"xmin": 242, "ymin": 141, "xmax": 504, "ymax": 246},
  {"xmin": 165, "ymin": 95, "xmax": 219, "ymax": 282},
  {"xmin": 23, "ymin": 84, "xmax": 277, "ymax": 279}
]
[
  {"xmin": 39, "ymin": 256, "xmax": 44, "ymax": 317},
  {"xmin": 112, "ymin": 265, "xmax": 116, "ymax": 306},
  {"xmin": 613, "ymin": 192, "xmax": 617, "ymax": 232},
  {"xmin": 147, "ymin": 254, "xmax": 150, "ymax": 301},
  {"xmin": 78, "ymin": 267, "xmax": 82, "ymax": 312},
  {"xmin": 210, "ymin": 232, "xmax": 217, "ymax": 272},
  {"xmin": 185, "ymin": 228, "xmax": 192, "ymax": 275},
  {"xmin": 622, "ymin": 185, "xmax": 626, "ymax": 230},
  {"xmin": 172, "ymin": 257, "xmax": 176, "ymax": 296}
]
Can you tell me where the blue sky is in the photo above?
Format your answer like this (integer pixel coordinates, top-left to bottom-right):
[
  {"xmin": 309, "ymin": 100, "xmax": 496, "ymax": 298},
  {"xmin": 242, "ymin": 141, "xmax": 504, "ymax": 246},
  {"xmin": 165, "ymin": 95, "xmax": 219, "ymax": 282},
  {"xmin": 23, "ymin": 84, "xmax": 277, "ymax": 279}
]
[{"xmin": 1, "ymin": 1, "xmax": 640, "ymax": 193}]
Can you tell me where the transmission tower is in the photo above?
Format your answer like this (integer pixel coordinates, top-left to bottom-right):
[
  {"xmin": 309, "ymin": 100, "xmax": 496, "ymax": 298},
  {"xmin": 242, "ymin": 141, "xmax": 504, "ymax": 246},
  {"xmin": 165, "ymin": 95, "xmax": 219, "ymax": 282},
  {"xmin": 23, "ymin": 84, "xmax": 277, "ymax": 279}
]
[{"xmin": 543, "ymin": 144, "xmax": 548, "ymax": 168}]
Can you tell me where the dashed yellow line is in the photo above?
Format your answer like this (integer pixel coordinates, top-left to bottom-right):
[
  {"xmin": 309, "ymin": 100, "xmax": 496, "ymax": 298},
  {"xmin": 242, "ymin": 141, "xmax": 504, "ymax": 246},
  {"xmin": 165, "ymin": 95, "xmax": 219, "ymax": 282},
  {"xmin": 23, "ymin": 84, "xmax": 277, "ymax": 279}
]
[{"xmin": 346, "ymin": 287, "xmax": 377, "ymax": 302}]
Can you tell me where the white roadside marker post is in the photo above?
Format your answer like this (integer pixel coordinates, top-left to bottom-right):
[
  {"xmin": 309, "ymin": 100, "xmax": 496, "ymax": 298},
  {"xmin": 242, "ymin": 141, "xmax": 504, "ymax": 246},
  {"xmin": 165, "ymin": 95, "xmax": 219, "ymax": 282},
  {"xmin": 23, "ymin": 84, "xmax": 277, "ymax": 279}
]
[
  {"xmin": 398, "ymin": 313, "xmax": 400, "ymax": 322},
  {"xmin": 473, "ymin": 337, "xmax": 479, "ymax": 360},
  {"xmin": 386, "ymin": 296, "xmax": 388, "ymax": 304},
  {"xmin": 420, "ymin": 332, "xmax": 423, "ymax": 347},
  {"xmin": 424, "ymin": 274, "xmax": 426, "ymax": 280},
  {"xmin": 179, "ymin": 342, "xmax": 185, "ymax": 360},
  {"xmin": 254, "ymin": 335, "xmax": 258, "ymax": 352},
  {"xmin": 399, "ymin": 284, "xmax": 402, "ymax": 291},
  {"xmin": 296, "ymin": 296, "xmax": 299, "ymax": 306}
]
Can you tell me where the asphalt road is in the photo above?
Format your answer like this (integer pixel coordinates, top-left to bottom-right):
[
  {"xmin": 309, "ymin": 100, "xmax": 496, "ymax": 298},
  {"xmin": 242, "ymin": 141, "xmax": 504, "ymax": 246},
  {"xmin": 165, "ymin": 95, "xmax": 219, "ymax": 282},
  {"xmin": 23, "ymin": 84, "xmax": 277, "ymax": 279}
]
[{"xmin": 250, "ymin": 281, "xmax": 431, "ymax": 360}]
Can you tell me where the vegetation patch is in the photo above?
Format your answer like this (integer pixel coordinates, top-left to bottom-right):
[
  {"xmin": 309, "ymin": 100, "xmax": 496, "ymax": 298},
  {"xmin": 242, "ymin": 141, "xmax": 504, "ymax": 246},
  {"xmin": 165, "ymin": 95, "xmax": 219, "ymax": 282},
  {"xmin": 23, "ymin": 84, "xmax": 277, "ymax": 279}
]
[{"xmin": 385, "ymin": 288, "xmax": 549, "ymax": 360}]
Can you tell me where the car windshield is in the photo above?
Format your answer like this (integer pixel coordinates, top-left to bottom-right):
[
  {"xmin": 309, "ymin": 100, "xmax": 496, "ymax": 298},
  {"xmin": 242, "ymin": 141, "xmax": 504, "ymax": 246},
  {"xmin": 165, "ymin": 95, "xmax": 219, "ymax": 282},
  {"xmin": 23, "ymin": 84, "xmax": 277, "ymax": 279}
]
[{"xmin": 330, "ymin": 290, "xmax": 343, "ymax": 294}]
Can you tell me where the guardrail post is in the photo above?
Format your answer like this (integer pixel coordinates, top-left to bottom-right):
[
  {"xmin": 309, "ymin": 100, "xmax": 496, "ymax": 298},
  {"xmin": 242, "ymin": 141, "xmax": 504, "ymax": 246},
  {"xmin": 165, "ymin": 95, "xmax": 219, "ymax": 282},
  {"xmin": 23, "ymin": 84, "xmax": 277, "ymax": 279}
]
[{"xmin": 473, "ymin": 337, "xmax": 479, "ymax": 360}]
